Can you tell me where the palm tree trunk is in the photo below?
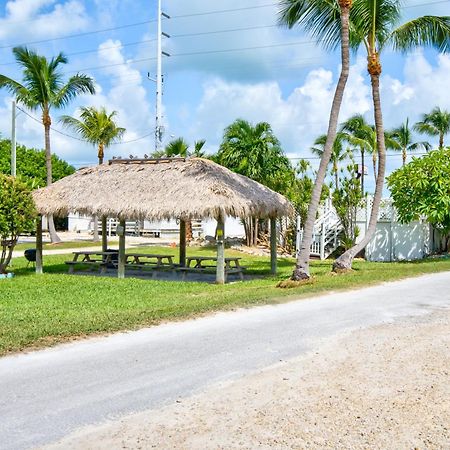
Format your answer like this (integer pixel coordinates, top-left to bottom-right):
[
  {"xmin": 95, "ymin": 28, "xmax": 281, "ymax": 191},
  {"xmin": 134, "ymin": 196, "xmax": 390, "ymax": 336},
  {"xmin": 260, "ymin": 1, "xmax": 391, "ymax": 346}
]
[
  {"xmin": 43, "ymin": 113, "xmax": 61, "ymax": 243},
  {"xmin": 361, "ymin": 148, "xmax": 365, "ymax": 195},
  {"xmin": 291, "ymin": 2, "xmax": 351, "ymax": 281},
  {"xmin": 402, "ymin": 147, "xmax": 407, "ymax": 166},
  {"xmin": 333, "ymin": 56, "xmax": 386, "ymax": 271},
  {"xmin": 92, "ymin": 144, "xmax": 106, "ymax": 242},
  {"xmin": 186, "ymin": 220, "xmax": 193, "ymax": 242},
  {"xmin": 439, "ymin": 133, "xmax": 444, "ymax": 149},
  {"xmin": 372, "ymin": 153, "xmax": 377, "ymax": 182},
  {"xmin": 334, "ymin": 164, "xmax": 339, "ymax": 191}
]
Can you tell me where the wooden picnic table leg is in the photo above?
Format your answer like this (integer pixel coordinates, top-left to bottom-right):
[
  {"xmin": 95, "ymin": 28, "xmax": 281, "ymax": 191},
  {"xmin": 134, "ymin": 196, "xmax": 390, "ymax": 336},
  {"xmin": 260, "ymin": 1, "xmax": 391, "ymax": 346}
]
[{"xmin": 69, "ymin": 253, "xmax": 80, "ymax": 274}]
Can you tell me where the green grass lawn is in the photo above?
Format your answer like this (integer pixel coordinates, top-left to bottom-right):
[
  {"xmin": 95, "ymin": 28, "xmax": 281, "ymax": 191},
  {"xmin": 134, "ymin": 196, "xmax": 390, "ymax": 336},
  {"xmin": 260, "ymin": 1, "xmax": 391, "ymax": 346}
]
[{"xmin": 1, "ymin": 245, "xmax": 449, "ymax": 356}]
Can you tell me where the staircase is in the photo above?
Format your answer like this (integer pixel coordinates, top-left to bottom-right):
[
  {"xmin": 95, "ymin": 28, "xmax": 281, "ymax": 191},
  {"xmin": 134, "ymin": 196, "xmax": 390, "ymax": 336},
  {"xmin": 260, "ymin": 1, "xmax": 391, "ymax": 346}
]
[{"xmin": 296, "ymin": 200, "xmax": 343, "ymax": 260}]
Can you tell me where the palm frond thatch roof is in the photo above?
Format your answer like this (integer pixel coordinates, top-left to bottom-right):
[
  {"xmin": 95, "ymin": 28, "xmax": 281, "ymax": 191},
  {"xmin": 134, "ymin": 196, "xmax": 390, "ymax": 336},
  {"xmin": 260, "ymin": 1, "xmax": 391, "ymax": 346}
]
[{"xmin": 33, "ymin": 158, "xmax": 293, "ymax": 220}]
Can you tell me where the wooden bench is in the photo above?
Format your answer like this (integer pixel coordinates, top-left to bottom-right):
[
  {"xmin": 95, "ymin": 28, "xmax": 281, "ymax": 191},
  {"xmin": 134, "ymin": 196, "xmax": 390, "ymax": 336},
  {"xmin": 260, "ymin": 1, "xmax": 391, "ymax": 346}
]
[
  {"xmin": 65, "ymin": 251, "xmax": 118, "ymax": 274},
  {"xmin": 178, "ymin": 256, "xmax": 245, "ymax": 282}
]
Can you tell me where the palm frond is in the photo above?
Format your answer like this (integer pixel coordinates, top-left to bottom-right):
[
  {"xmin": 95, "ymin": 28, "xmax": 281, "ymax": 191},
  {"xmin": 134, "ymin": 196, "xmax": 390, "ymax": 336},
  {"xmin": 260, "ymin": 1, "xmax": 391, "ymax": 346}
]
[
  {"xmin": 54, "ymin": 74, "xmax": 96, "ymax": 108},
  {"xmin": 390, "ymin": 16, "xmax": 450, "ymax": 53}
]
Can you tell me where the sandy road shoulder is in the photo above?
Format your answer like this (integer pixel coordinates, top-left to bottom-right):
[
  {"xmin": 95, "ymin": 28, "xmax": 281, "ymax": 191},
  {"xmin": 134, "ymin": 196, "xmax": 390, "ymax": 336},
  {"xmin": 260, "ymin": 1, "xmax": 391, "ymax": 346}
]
[{"xmin": 43, "ymin": 309, "xmax": 450, "ymax": 450}]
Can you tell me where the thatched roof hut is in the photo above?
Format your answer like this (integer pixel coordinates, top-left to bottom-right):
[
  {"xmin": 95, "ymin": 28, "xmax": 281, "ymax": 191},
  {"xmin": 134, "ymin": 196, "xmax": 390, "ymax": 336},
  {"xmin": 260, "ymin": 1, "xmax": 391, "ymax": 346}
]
[
  {"xmin": 33, "ymin": 158, "xmax": 293, "ymax": 283},
  {"xmin": 33, "ymin": 158, "xmax": 293, "ymax": 220}
]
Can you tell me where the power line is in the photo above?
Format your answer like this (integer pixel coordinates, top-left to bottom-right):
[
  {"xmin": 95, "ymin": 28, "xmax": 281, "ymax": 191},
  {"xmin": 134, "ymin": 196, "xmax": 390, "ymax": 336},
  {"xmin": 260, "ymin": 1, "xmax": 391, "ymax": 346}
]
[
  {"xmin": 15, "ymin": 106, "xmax": 153, "ymax": 145},
  {"xmin": 1, "ymin": 0, "xmax": 445, "ymax": 51},
  {"xmin": 0, "ymin": 18, "xmax": 157, "ymax": 50}
]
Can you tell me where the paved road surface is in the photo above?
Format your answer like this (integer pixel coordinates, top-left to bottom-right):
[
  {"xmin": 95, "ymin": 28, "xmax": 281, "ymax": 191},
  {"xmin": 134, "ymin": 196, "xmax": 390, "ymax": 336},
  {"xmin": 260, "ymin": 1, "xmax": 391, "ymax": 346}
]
[{"xmin": 1, "ymin": 272, "xmax": 449, "ymax": 450}]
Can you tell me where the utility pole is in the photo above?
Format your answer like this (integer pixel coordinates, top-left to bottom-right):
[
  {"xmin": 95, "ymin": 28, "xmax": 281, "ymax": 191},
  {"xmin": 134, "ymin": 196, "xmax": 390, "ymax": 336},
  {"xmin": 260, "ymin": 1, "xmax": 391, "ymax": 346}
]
[
  {"xmin": 11, "ymin": 100, "xmax": 16, "ymax": 177},
  {"xmin": 154, "ymin": 0, "xmax": 170, "ymax": 153}
]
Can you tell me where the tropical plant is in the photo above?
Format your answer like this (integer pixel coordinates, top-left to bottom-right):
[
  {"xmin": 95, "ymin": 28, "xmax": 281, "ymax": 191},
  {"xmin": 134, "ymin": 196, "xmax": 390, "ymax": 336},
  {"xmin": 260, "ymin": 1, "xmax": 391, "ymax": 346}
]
[
  {"xmin": 193, "ymin": 140, "xmax": 206, "ymax": 157},
  {"xmin": 341, "ymin": 114, "xmax": 400, "ymax": 182},
  {"xmin": 387, "ymin": 147, "xmax": 450, "ymax": 251},
  {"xmin": 333, "ymin": 2, "xmax": 450, "ymax": 272},
  {"xmin": 279, "ymin": 0, "xmax": 353, "ymax": 280},
  {"xmin": 0, "ymin": 174, "xmax": 36, "ymax": 273},
  {"xmin": 311, "ymin": 133, "xmax": 350, "ymax": 190},
  {"xmin": 60, "ymin": 106, "xmax": 125, "ymax": 243},
  {"xmin": 332, "ymin": 162, "xmax": 363, "ymax": 251},
  {"xmin": 60, "ymin": 107, "xmax": 125, "ymax": 165},
  {"xmin": 391, "ymin": 118, "xmax": 431, "ymax": 166},
  {"xmin": 0, "ymin": 47, "xmax": 95, "ymax": 242},
  {"xmin": 217, "ymin": 119, "xmax": 294, "ymax": 246},
  {"xmin": 414, "ymin": 107, "xmax": 450, "ymax": 149},
  {"xmin": 165, "ymin": 137, "xmax": 190, "ymax": 158}
]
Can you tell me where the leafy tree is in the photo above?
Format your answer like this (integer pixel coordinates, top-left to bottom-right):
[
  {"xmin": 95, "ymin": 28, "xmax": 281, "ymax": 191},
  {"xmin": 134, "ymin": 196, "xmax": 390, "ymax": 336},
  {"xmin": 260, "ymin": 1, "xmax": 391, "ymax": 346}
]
[
  {"xmin": 387, "ymin": 148, "xmax": 450, "ymax": 251},
  {"xmin": 0, "ymin": 175, "xmax": 37, "ymax": 273},
  {"xmin": 279, "ymin": 0, "xmax": 353, "ymax": 280},
  {"xmin": 0, "ymin": 47, "xmax": 95, "ymax": 242},
  {"xmin": 0, "ymin": 139, "xmax": 75, "ymax": 188},
  {"xmin": 217, "ymin": 119, "xmax": 294, "ymax": 246},
  {"xmin": 60, "ymin": 107, "xmax": 125, "ymax": 165},
  {"xmin": 311, "ymin": 133, "xmax": 350, "ymax": 190},
  {"xmin": 332, "ymin": 163, "xmax": 363, "ymax": 250},
  {"xmin": 391, "ymin": 118, "xmax": 431, "ymax": 166},
  {"xmin": 333, "ymin": 2, "xmax": 450, "ymax": 272},
  {"xmin": 414, "ymin": 107, "xmax": 450, "ymax": 149}
]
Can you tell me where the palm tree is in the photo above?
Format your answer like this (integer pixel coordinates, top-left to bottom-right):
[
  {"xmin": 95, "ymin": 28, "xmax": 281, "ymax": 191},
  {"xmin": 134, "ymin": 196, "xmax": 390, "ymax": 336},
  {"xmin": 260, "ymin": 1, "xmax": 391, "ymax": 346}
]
[
  {"xmin": 0, "ymin": 47, "xmax": 95, "ymax": 242},
  {"xmin": 341, "ymin": 114, "xmax": 400, "ymax": 184},
  {"xmin": 60, "ymin": 106, "xmax": 125, "ymax": 245},
  {"xmin": 391, "ymin": 118, "xmax": 431, "ymax": 166},
  {"xmin": 279, "ymin": 0, "xmax": 353, "ymax": 280},
  {"xmin": 414, "ymin": 107, "xmax": 450, "ymax": 149},
  {"xmin": 192, "ymin": 140, "xmax": 206, "ymax": 157},
  {"xmin": 311, "ymin": 133, "xmax": 350, "ymax": 190},
  {"xmin": 217, "ymin": 119, "xmax": 293, "ymax": 246},
  {"xmin": 333, "ymin": 1, "xmax": 450, "ymax": 272},
  {"xmin": 165, "ymin": 137, "xmax": 189, "ymax": 157},
  {"xmin": 60, "ymin": 107, "xmax": 125, "ymax": 165}
]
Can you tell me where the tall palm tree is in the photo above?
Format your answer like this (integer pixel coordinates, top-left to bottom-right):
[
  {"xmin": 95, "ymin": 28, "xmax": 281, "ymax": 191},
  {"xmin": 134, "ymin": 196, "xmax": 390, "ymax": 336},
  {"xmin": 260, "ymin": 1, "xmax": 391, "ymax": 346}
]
[
  {"xmin": 60, "ymin": 106, "xmax": 125, "ymax": 245},
  {"xmin": 391, "ymin": 118, "xmax": 431, "ymax": 166},
  {"xmin": 414, "ymin": 107, "xmax": 450, "ymax": 149},
  {"xmin": 279, "ymin": 0, "xmax": 353, "ymax": 280},
  {"xmin": 60, "ymin": 107, "xmax": 125, "ymax": 165},
  {"xmin": 333, "ymin": 1, "xmax": 450, "ymax": 272},
  {"xmin": 0, "ymin": 47, "xmax": 95, "ymax": 242},
  {"xmin": 311, "ymin": 133, "xmax": 350, "ymax": 190}
]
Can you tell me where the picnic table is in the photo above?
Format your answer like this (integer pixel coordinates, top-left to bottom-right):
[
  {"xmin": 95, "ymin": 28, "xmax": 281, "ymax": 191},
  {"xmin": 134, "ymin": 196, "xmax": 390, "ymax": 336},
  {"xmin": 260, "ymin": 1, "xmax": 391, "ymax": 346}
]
[
  {"xmin": 179, "ymin": 256, "xmax": 245, "ymax": 281},
  {"xmin": 65, "ymin": 251, "xmax": 118, "ymax": 274},
  {"xmin": 125, "ymin": 253, "xmax": 175, "ymax": 277}
]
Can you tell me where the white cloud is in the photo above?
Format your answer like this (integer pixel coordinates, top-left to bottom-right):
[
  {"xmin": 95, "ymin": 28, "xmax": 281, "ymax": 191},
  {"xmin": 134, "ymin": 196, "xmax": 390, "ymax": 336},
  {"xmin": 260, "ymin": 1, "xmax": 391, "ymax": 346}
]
[{"xmin": 0, "ymin": 0, "xmax": 89, "ymax": 41}]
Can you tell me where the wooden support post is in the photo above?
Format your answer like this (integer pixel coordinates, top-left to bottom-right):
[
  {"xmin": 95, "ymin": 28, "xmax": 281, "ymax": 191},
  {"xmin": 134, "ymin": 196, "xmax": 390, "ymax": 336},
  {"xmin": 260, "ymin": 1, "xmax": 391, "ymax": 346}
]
[
  {"xmin": 101, "ymin": 217, "xmax": 108, "ymax": 252},
  {"xmin": 179, "ymin": 219, "xmax": 187, "ymax": 267},
  {"xmin": 118, "ymin": 219, "xmax": 126, "ymax": 279},
  {"xmin": 36, "ymin": 216, "xmax": 43, "ymax": 275},
  {"xmin": 216, "ymin": 217, "xmax": 225, "ymax": 284},
  {"xmin": 270, "ymin": 217, "xmax": 277, "ymax": 275}
]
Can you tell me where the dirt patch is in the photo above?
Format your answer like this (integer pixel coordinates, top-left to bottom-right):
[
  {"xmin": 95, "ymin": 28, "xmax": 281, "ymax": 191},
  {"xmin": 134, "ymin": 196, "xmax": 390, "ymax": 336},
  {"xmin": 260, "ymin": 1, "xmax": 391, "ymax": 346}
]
[{"xmin": 43, "ymin": 310, "xmax": 450, "ymax": 450}]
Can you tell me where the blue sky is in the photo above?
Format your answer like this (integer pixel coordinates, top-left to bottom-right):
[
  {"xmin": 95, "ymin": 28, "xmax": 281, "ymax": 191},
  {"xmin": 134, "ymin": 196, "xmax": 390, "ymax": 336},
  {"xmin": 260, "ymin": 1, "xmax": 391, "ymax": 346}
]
[{"xmin": 0, "ymin": 0, "xmax": 449, "ymax": 193}]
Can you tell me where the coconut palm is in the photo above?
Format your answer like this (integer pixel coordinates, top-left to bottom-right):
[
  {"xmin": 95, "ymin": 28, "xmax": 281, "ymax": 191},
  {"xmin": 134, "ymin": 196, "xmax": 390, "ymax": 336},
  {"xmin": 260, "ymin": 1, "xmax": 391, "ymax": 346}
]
[
  {"xmin": 391, "ymin": 118, "xmax": 431, "ymax": 166},
  {"xmin": 414, "ymin": 107, "xmax": 450, "ymax": 149},
  {"xmin": 341, "ymin": 114, "xmax": 400, "ymax": 184},
  {"xmin": 60, "ymin": 107, "xmax": 125, "ymax": 165},
  {"xmin": 279, "ymin": 0, "xmax": 353, "ymax": 280},
  {"xmin": 60, "ymin": 106, "xmax": 125, "ymax": 245},
  {"xmin": 0, "ymin": 47, "xmax": 95, "ymax": 242},
  {"xmin": 310, "ymin": 133, "xmax": 350, "ymax": 190},
  {"xmin": 333, "ymin": 1, "xmax": 450, "ymax": 272}
]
